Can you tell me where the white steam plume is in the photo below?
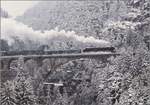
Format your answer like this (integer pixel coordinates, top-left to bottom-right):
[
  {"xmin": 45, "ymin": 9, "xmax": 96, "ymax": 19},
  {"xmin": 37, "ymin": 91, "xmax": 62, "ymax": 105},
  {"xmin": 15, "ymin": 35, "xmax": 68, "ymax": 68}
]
[{"xmin": 1, "ymin": 18, "xmax": 111, "ymax": 49}]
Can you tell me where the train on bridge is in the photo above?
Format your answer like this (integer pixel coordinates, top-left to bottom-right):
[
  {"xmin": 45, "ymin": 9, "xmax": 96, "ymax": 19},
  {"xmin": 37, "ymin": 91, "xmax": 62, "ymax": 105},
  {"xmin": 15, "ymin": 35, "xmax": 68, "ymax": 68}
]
[{"xmin": 0, "ymin": 47, "xmax": 115, "ymax": 56}]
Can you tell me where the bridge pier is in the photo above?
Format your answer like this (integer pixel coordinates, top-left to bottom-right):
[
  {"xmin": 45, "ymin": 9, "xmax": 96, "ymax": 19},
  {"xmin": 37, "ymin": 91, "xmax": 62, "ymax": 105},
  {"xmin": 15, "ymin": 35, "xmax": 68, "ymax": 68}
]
[{"xmin": 0, "ymin": 59, "xmax": 10, "ymax": 71}]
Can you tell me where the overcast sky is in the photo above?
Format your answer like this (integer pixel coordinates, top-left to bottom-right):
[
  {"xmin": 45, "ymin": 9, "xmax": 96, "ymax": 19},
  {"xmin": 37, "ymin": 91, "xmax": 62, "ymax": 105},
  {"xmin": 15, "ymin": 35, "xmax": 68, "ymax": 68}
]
[{"xmin": 1, "ymin": 1, "xmax": 39, "ymax": 17}]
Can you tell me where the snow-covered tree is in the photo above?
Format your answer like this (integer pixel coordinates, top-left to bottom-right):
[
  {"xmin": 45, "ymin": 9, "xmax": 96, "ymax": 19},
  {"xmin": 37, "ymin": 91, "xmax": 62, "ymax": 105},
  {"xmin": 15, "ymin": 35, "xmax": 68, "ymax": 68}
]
[
  {"xmin": 99, "ymin": 0, "xmax": 150, "ymax": 105},
  {"xmin": 0, "ymin": 81, "xmax": 16, "ymax": 105},
  {"xmin": 14, "ymin": 57, "xmax": 36, "ymax": 105}
]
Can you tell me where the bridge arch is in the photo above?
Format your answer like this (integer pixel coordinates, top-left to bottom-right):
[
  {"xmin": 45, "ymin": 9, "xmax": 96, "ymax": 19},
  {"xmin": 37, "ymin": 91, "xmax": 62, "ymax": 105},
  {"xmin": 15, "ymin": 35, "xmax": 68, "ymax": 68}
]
[{"xmin": 24, "ymin": 59, "xmax": 38, "ymax": 77}]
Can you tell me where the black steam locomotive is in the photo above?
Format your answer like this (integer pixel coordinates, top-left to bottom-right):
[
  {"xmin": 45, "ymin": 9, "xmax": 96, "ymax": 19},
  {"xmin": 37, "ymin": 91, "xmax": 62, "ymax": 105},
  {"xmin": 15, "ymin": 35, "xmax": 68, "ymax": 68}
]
[{"xmin": 83, "ymin": 47, "xmax": 115, "ymax": 53}]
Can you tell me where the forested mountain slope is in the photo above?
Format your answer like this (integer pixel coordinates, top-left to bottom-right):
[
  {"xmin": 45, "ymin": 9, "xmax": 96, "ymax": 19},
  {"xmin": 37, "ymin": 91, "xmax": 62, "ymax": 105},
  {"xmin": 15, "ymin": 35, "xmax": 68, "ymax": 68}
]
[{"xmin": 16, "ymin": 1, "xmax": 127, "ymax": 38}]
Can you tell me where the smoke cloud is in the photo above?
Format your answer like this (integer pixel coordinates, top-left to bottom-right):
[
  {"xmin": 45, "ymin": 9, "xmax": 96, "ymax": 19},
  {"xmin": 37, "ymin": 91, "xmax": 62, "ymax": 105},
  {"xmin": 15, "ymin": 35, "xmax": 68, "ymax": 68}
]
[{"xmin": 1, "ymin": 18, "xmax": 111, "ymax": 50}]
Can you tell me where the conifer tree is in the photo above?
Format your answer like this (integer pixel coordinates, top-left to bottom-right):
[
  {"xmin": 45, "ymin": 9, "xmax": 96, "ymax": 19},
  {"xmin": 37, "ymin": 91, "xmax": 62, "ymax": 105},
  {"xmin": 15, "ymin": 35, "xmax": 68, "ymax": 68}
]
[
  {"xmin": 0, "ymin": 81, "xmax": 16, "ymax": 105},
  {"xmin": 14, "ymin": 56, "xmax": 36, "ymax": 105}
]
